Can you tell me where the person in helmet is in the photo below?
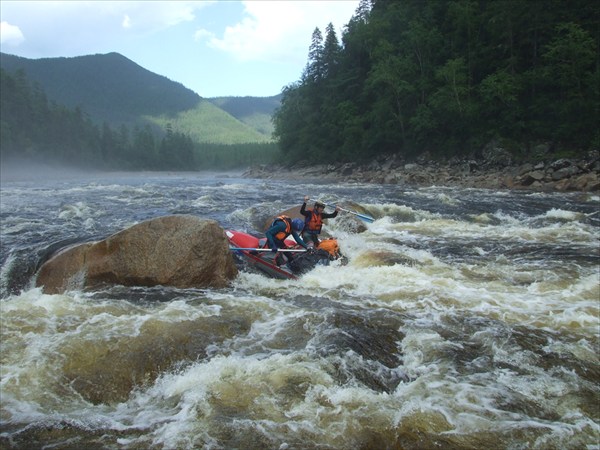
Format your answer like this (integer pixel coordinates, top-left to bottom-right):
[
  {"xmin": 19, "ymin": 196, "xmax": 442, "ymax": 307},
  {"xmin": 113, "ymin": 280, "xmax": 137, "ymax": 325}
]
[
  {"xmin": 300, "ymin": 196, "xmax": 340, "ymax": 247},
  {"xmin": 265, "ymin": 215, "xmax": 309, "ymax": 262}
]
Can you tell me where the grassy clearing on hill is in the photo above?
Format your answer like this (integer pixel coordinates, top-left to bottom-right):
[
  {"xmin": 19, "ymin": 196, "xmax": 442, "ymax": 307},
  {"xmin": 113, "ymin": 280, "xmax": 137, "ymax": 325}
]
[{"xmin": 146, "ymin": 100, "xmax": 272, "ymax": 145}]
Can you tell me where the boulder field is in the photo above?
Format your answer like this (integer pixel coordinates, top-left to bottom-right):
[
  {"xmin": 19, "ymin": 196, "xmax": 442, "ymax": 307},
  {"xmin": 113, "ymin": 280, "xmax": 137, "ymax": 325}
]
[{"xmin": 244, "ymin": 147, "xmax": 600, "ymax": 192}]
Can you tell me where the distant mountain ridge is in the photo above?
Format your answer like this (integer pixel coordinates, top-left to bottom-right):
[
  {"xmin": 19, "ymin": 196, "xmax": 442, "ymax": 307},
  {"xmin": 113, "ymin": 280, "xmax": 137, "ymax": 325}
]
[{"xmin": 0, "ymin": 52, "xmax": 280, "ymax": 144}]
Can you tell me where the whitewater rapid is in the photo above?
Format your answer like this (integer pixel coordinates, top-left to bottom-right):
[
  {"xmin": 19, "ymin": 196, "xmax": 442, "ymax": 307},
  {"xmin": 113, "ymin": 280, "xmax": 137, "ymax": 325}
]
[{"xmin": 0, "ymin": 171, "xmax": 598, "ymax": 449}]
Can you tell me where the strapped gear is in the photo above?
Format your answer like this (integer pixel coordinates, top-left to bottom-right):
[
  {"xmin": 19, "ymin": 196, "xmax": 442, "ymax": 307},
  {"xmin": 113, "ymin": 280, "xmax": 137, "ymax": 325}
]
[{"xmin": 318, "ymin": 238, "xmax": 340, "ymax": 258}]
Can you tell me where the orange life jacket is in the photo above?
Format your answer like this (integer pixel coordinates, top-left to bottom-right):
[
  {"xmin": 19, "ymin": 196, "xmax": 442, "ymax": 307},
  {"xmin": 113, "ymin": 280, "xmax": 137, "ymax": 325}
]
[
  {"xmin": 272, "ymin": 215, "xmax": 292, "ymax": 241},
  {"xmin": 304, "ymin": 210, "xmax": 323, "ymax": 234},
  {"xmin": 318, "ymin": 238, "xmax": 340, "ymax": 258}
]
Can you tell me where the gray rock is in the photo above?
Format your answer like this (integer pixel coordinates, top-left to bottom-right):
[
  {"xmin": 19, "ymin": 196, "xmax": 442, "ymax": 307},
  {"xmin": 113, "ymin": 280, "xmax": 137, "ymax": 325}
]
[
  {"xmin": 482, "ymin": 140, "xmax": 513, "ymax": 167},
  {"xmin": 551, "ymin": 165, "xmax": 581, "ymax": 181},
  {"xmin": 518, "ymin": 164, "xmax": 534, "ymax": 175},
  {"xmin": 550, "ymin": 158, "xmax": 573, "ymax": 170}
]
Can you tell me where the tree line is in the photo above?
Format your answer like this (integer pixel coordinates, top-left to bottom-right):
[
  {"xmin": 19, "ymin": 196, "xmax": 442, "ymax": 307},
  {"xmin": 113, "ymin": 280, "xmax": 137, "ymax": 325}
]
[
  {"xmin": 0, "ymin": 68, "xmax": 279, "ymax": 170},
  {"xmin": 273, "ymin": 0, "xmax": 599, "ymax": 164}
]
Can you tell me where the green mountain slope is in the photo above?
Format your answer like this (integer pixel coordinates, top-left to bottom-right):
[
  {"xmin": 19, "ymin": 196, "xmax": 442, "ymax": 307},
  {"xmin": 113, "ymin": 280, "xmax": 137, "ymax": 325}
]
[
  {"xmin": 0, "ymin": 52, "xmax": 274, "ymax": 144},
  {"xmin": 146, "ymin": 100, "xmax": 272, "ymax": 144},
  {"xmin": 208, "ymin": 95, "xmax": 282, "ymax": 136}
]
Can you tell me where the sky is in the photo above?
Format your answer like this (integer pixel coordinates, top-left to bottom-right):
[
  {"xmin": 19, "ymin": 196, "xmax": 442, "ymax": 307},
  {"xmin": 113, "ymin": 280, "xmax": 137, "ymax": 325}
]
[{"xmin": 0, "ymin": 0, "xmax": 360, "ymax": 98}]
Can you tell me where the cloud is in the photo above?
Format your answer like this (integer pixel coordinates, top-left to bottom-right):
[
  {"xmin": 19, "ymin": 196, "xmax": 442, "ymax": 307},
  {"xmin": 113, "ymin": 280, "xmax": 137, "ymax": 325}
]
[
  {"xmin": 114, "ymin": 1, "xmax": 200, "ymax": 30},
  {"xmin": 0, "ymin": 1, "xmax": 210, "ymax": 56},
  {"xmin": 194, "ymin": 28, "xmax": 214, "ymax": 41},
  {"xmin": 202, "ymin": 0, "xmax": 359, "ymax": 63},
  {"xmin": 0, "ymin": 21, "xmax": 25, "ymax": 47}
]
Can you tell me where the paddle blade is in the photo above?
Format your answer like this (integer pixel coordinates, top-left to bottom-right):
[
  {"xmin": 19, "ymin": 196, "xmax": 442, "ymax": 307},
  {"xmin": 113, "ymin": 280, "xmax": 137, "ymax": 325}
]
[
  {"xmin": 325, "ymin": 203, "xmax": 375, "ymax": 223},
  {"xmin": 352, "ymin": 212, "xmax": 375, "ymax": 223}
]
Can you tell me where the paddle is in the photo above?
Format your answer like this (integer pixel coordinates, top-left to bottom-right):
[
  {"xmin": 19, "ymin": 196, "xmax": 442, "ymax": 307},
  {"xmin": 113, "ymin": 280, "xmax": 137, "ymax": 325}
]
[
  {"xmin": 306, "ymin": 196, "xmax": 375, "ymax": 223},
  {"xmin": 230, "ymin": 247, "xmax": 307, "ymax": 253},
  {"xmin": 322, "ymin": 202, "xmax": 375, "ymax": 223}
]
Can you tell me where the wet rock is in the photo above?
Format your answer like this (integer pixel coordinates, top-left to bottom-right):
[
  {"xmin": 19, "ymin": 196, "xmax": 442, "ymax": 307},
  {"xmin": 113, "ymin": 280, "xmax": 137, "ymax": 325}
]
[
  {"xmin": 519, "ymin": 170, "xmax": 545, "ymax": 186},
  {"xmin": 555, "ymin": 172, "xmax": 600, "ymax": 192},
  {"xmin": 36, "ymin": 215, "xmax": 237, "ymax": 294},
  {"xmin": 334, "ymin": 213, "xmax": 368, "ymax": 233},
  {"xmin": 242, "ymin": 144, "xmax": 599, "ymax": 192},
  {"xmin": 550, "ymin": 158, "xmax": 573, "ymax": 170},
  {"xmin": 518, "ymin": 163, "xmax": 534, "ymax": 175},
  {"xmin": 340, "ymin": 162, "xmax": 356, "ymax": 176},
  {"xmin": 383, "ymin": 173, "xmax": 398, "ymax": 184},
  {"xmin": 551, "ymin": 165, "xmax": 582, "ymax": 181},
  {"xmin": 482, "ymin": 140, "xmax": 513, "ymax": 167},
  {"xmin": 381, "ymin": 154, "xmax": 399, "ymax": 170}
]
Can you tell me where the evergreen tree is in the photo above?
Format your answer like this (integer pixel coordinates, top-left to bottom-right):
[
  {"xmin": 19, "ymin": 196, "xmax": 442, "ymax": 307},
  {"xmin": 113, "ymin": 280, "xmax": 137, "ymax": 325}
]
[{"xmin": 302, "ymin": 27, "xmax": 325, "ymax": 84}]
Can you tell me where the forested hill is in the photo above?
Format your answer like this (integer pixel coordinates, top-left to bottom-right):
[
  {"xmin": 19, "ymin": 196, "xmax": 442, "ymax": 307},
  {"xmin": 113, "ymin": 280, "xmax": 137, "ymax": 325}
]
[
  {"xmin": 0, "ymin": 52, "xmax": 199, "ymax": 126},
  {"xmin": 0, "ymin": 52, "xmax": 277, "ymax": 143},
  {"xmin": 274, "ymin": 0, "xmax": 599, "ymax": 164},
  {"xmin": 1, "ymin": 53, "xmax": 282, "ymax": 171}
]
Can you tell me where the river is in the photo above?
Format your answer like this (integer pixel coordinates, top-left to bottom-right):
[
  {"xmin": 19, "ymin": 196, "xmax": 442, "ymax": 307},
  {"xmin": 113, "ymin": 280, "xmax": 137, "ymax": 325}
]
[{"xmin": 0, "ymin": 171, "xmax": 598, "ymax": 449}]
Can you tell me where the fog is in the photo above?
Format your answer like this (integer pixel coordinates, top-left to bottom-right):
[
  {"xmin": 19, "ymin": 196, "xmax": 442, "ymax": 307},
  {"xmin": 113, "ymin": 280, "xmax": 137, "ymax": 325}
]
[
  {"xmin": 0, "ymin": 159, "xmax": 100, "ymax": 183},
  {"xmin": 0, "ymin": 159, "xmax": 245, "ymax": 185}
]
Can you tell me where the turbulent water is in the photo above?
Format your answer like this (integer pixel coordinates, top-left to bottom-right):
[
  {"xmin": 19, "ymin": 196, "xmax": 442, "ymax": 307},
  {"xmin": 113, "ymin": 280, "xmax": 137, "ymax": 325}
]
[{"xmin": 0, "ymin": 171, "xmax": 598, "ymax": 450}]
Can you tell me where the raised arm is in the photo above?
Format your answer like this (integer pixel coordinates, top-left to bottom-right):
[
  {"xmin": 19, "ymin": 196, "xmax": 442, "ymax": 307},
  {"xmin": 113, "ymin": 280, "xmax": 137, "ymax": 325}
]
[{"xmin": 300, "ymin": 195, "xmax": 309, "ymax": 216}]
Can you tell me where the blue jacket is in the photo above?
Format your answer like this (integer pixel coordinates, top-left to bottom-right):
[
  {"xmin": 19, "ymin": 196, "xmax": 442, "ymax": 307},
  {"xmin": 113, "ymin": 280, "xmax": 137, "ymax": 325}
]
[{"xmin": 265, "ymin": 220, "xmax": 307, "ymax": 251}]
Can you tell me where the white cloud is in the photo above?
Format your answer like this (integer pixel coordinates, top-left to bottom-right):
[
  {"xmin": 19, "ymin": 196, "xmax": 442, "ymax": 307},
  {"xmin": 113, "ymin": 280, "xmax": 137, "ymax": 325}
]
[
  {"xmin": 204, "ymin": 0, "xmax": 359, "ymax": 63},
  {"xmin": 194, "ymin": 28, "xmax": 214, "ymax": 42},
  {"xmin": 0, "ymin": 21, "xmax": 25, "ymax": 46},
  {"xmin": 0, "ymin": 1, "xmax": 210, "ymax": 56},
  {"xmin": 114, "ymin": 1, "xmax": 199, "ymax": 30}
]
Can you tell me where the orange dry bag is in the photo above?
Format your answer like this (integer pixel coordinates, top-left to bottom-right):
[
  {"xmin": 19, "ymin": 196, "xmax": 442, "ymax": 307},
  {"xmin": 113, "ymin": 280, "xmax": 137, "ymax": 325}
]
[{"xmin": 318, "ymin": 238, "xmax": 340, "ymax": 258}]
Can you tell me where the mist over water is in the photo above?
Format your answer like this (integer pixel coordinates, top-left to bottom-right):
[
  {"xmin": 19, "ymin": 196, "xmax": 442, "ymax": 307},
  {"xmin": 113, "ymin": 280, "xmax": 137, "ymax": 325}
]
[{"xmin": 1, "ymin": 171, "xmax": 598, "ymax": 449}]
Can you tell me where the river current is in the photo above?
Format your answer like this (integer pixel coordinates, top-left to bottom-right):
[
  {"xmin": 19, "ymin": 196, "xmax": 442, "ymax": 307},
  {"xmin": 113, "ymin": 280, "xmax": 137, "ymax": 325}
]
[{"xmin": 0, "ymin": 171, "xmax": 598, "ymax": 449}]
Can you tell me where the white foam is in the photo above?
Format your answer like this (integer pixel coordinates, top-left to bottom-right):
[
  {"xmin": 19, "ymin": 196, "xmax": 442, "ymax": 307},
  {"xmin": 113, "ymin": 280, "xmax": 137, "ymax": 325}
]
[{"xmin": 543, "ymin": 208, "xmax": 583, "ymax": 221}]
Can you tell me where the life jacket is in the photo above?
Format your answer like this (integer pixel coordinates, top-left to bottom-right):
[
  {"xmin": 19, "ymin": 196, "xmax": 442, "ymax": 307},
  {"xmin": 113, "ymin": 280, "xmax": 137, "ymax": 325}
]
[
  {"xmin": 304, "ymin": 209, "xmax": 323, "ymax": 234},
  {"xmin": 272, "ymin": 215, "xmax": 292, "ymax": 241},
  {"xmin": 318, "ymin": 238, "xmax": 340, "ymax": 258}
]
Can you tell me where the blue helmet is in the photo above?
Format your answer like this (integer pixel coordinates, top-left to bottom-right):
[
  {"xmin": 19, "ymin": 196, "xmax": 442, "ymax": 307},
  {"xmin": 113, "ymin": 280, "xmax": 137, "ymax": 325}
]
[{"xmin": 292, "ymin": 218, "xmax": 304, "ymax": 232}]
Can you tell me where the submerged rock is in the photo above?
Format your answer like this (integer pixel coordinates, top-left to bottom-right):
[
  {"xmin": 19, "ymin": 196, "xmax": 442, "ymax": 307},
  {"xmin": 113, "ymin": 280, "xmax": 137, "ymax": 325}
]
[{"xmin": 36, "ymin": 215, "xmax": 237, "ymax": 294}]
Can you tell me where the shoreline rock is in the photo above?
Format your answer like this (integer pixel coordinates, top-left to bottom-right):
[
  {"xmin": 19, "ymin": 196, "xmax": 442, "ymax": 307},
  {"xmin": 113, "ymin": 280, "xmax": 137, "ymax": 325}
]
[{"xmin": 243, "ymin": 151, "xmax": 600, "ymax": 192}]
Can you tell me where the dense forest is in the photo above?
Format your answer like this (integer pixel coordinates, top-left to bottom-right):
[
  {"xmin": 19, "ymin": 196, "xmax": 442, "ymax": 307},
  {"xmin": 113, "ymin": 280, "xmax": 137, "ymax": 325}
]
[
  {"xmin": 0, "ymin": 68, "xmax": 279, "ymax": 170},
  {"xmin": 274, "ymin": 0, "xmax": 599, "ymax": 164}
]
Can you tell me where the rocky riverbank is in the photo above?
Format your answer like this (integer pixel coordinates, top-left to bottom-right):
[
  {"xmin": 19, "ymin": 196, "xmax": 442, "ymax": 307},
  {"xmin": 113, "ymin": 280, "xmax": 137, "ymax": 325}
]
[{"xmin": 244, "ymin": 146, "xmax": 600, "ymax": 192}]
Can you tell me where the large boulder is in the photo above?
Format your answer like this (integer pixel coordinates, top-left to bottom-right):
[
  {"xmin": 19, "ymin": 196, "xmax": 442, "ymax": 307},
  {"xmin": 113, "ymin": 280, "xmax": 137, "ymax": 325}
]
[{"xmin": 36, "ymin": 215, "xmax": 237, "ymax": 294}]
